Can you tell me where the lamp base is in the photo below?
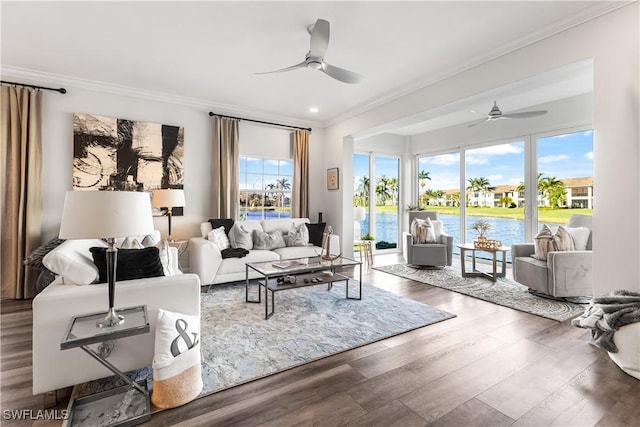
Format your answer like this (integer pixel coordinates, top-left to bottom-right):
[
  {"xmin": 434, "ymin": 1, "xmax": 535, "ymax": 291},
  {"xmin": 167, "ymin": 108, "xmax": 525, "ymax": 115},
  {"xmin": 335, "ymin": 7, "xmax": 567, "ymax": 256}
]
[{"xmin": 96, "ymin": 307, "xmax": 125, "ymax": 328}]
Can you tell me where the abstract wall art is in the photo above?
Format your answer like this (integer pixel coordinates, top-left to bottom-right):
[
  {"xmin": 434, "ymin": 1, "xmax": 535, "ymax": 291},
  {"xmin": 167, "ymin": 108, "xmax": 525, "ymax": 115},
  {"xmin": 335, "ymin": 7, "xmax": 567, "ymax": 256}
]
[{"xmin": 72, "ymin": 113, "xmax": 184, "ymax": 192}]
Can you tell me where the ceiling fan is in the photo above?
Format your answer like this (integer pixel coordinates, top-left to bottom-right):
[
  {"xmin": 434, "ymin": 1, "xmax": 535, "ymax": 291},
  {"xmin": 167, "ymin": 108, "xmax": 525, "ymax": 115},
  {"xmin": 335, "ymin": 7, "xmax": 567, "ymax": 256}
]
[
  {"xmin": 256, "ymin": 18, "xmax": 363, "ymax": 84},
  {"xmin": 468, "ymin": 101, "xmax": 547, "ymax": 127}
]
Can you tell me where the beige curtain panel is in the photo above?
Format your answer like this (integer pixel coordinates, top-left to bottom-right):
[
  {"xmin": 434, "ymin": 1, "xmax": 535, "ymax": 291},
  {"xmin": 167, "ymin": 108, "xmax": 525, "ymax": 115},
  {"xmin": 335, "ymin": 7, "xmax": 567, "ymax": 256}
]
[
  {"xmin": 291, "ymin": 130, "xmax": 309, "ymax": 218},
  {"xmin": 212, "ymin": 117, "xmax": 239, "ymax": 219},
  {"xmin": 1, "ymin": 86, "xmax": 43, "ymax": 299}
]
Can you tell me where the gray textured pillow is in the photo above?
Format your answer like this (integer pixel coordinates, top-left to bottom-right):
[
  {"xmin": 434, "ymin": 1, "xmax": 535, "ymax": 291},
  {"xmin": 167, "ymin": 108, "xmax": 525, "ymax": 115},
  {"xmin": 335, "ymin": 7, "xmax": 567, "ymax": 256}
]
[
  {"xmin": 228, "ymin": 223, "xmax": 253, "ymax": 250},
  {"xmin": 532, "ymin": 224, "xmax": 554, "ymax": 261},
  {"xmin": 552, "ymin": 225, "xmax": 575, "ymax": 251},
  {"xmin": 253, "ymin": 229, "xmax": 286, "ymax": 250},
  {"xmin": 284, "ymin": 223, "xmax": 309, "ymax": 247}
]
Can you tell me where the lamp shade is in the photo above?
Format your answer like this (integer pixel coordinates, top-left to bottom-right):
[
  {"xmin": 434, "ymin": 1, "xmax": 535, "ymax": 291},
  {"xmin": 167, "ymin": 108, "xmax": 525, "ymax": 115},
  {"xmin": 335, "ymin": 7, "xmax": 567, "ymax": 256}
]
[
  {"xmin": 354, "ymin": 206, "xmax": 366, "ymax": 221},
  {"xmin": 152, "ymin": 189, "xmax": 185, "ymax": 209},
  {"xmin": 59, "ymin": 191, "xmax": 154, "ymax": 239}
]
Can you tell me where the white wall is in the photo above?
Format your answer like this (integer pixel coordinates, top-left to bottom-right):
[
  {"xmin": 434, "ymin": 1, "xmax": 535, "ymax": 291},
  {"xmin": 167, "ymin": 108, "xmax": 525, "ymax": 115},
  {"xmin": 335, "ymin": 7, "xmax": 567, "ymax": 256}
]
[
  {"xmin": 39, "ymin": 88, "xmax": 319, "ymax": 246},
  {"xmin": 323, "ymin": 4, "xmax": 639, "ymax": 295}
]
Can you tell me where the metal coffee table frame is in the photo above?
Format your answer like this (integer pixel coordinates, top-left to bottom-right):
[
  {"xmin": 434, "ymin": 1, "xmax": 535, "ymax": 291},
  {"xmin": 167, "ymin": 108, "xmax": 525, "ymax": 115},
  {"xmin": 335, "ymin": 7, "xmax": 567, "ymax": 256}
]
[{"xmin": 245, "ymin": 256, "xmax": 362, "ymax": 319}]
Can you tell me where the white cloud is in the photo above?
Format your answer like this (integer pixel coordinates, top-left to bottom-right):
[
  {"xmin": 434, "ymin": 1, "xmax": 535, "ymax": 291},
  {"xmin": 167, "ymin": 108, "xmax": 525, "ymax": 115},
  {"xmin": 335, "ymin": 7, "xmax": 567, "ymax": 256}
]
[
  {"xmin": 583, "ymin": 130, "xmax": 593, "ymax": 137},
  {"xmin": 585, "ymin": 151, "xmax": 593, "ymax": 160},
  {"xmin": 422, "ymin": 153, "xmax": 460, "ymax": 166},
  {"xmin": 487, "ymin": 174, "xmax": 503, "ymax": 183},
  {"xmin": 466, "ymin": 143, "xmax": 523, "ymax": 165},
  {"xmin": 538, "ymin": 154, "xmax": 569, "ymax": 164}
]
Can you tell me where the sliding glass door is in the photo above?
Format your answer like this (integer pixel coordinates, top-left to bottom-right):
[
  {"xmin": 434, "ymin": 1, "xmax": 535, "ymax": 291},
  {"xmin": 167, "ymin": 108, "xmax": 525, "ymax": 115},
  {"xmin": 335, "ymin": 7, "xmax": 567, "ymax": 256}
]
[
  {"xmin": 465, "ymin": 141, "xmax": 525, "ymax": 256},
  {"xmin": 374, "ymin": 156, "xmax": 400, "ymax": 250},
  {"xmin": 353, "ymin": 153, "xmax": 400, "ymax": 252}
]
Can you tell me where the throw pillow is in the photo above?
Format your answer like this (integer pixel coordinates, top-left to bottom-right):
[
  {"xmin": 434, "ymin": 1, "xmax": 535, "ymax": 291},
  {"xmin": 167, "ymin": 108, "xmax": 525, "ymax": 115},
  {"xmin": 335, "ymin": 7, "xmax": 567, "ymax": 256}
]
[
  {"xmin": 228, "ymin": 223, "xmax": 253, "ymax": 250},
  {"xmin": 158, "ymin": 240, "xmax": 181, "ymax": 276},
  {"xmin": 89, "ymin": 246, "xmax": 164, "ymax": 283},
  {"xmin": 252, "ymin": 229, "xmax": 286, "ymax": 250},
  {"xmin": 566, "ymin": 226, "xmax": 591, "ymax": 251},
  {"xmin": 207, "ymin": 226, "xmax": 230, "ymax": 251},
  {"xmin": 151, "ymin": 309, "xmax": 202, "ymax": 409},
  {"xmin": 118, "ymin": 237, "xmax": 144, "ymax": 250},
  {"xmin": 285, "ymin": 223, "xmax": 310, "ymax": 247},
  {"xmin": 305, "ymin": 222, "xmax": 326, "ymax": 247},
  {"xmin": 532, "ymin": 224, "xmax": 555, "ymax": 261},
  {"xmin": 24, "ymin": 238, "xmax": 66, "ymax": 271},
  {"xmin": 208, "ymin": 218, "xmax": 234, "ymax": 236},
  {"xmin": 411, "ymin": 218, "xmax": 437, "ymax": 244},
  {"xmin": 552, "ymin": 225, "xmax": 575, "ymax": 251},
  {"xmin": 42, "ymin": 238, "xmax": 106, "ymax": 285}
]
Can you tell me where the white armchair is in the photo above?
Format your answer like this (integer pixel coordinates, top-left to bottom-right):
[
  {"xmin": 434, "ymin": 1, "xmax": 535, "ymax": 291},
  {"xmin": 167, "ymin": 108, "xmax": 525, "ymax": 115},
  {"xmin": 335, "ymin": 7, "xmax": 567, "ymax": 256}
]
[{"xmin": 512, "ymin": 214, "xmax": 592, "ymax": 298}]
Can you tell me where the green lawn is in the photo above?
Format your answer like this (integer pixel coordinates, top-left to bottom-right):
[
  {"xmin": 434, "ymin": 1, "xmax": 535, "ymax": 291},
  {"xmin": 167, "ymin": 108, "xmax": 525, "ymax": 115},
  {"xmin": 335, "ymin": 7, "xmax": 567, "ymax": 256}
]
[{"xmin": 369, "ymin": 205, "xmax": 591, "ymax": 224}]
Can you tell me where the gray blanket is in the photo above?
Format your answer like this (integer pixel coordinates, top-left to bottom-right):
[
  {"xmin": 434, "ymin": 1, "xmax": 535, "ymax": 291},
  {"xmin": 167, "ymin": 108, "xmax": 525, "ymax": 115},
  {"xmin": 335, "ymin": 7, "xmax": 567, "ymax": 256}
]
[{"xmin": 571, "ymin": 290, "xmax": 640, "ymax": 352}]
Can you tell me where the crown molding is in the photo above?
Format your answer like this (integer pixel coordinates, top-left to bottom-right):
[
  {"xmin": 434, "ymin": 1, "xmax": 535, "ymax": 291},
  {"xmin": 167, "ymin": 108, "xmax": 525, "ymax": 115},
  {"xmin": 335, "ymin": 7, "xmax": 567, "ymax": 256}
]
[
  {"xmin": 321, "ymin": 1, "xmax": 630, "ymax": 129},
  {"xmin": 0, "ymin": 66, "xmax": 322, "ymax": 130}
]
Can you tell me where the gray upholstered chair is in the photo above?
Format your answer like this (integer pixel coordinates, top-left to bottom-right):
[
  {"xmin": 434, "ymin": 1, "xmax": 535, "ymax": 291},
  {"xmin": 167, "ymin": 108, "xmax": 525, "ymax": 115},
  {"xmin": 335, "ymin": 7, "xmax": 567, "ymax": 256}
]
[
  {"xmin": 402, "ymin": 211, "xmax": 453, "ymax": 267},
  {"xmin": 512, "ymin": 214, "xmax": 592, "ymax": 297}
]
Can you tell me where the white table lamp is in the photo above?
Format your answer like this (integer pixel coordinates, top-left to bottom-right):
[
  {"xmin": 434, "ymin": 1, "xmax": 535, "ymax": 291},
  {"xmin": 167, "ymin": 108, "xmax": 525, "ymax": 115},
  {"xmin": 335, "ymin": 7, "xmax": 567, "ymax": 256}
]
[
  {"xmin": 59, "ymin": 191, "xmax": 154, "ymax": 327},
  {"xmin": 354, "ymin": 206, "xmax": 366, "ymax": 240},
  {"xmin": 152, "ymin": 189, "xmax": 185, "ymax": 241}
]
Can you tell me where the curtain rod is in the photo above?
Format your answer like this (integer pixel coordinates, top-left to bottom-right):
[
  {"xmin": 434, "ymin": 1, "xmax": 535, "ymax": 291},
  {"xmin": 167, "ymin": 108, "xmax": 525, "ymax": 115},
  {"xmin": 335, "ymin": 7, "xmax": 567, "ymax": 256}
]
[
  {"xmin": 1, "ymin": 80, "xmax": 67, "ymax": 94},
  {"xmin": 209, "ymin": 112, "xmax": 311, "ymax": 132}
]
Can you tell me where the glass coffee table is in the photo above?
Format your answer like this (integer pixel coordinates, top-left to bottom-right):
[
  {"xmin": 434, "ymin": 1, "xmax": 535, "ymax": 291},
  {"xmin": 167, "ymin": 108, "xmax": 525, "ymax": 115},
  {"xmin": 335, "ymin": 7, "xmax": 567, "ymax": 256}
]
[{"xmin": 245, "ymin": 256, "xmax": 362, "ymax": 319}]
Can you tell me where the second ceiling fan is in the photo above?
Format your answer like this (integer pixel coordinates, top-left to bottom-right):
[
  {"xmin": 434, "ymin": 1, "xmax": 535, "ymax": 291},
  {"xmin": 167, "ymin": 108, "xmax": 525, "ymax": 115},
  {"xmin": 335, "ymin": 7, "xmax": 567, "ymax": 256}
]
[
  {"xmin": 256, "ymin": 18, "xmax": 363, "ymax": 84},
  {"xmin": 468, "ymin": 101, "xmax": 547, "ymax": 127}
]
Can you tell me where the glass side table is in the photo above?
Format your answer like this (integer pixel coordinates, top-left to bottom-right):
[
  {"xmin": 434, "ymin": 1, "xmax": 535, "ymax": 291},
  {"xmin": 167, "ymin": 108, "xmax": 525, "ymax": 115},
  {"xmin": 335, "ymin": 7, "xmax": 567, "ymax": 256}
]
[{"xmin": 60, "ymin": 306, "xmax": 151, "ymax": 427}]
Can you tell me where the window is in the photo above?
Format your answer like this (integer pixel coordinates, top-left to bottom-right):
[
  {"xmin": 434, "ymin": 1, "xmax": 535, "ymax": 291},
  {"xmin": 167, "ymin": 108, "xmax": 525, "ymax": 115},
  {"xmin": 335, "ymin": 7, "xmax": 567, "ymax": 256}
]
[
  {"xmin": 239, "ymin": 156, "xmax": 293, "ymax": 220},
  {"xmin": 536, "ymin": 129, "xmax": 593, "ymax": 229}
]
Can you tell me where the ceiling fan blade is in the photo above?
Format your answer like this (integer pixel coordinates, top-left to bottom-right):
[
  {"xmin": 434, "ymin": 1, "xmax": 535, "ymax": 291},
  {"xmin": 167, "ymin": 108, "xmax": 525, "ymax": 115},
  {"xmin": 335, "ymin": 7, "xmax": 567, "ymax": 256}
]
[
  {"xmin": 321, "ymin": 62, "xmax": 363, "ymax": 84},
  {"xmin": 255, "ymin": 61, "xmax": 307, "ymax": 75},
  {"xmin": 468, "ymin": 117, "xmax": 489, "ymax": 127},
  {"xmin": 501, "ymin": 110, "xmax": 548, "ymax": 119},
  {"xmin": 309, "ymin": 19, "xmax": 330, "ymax": 58}
]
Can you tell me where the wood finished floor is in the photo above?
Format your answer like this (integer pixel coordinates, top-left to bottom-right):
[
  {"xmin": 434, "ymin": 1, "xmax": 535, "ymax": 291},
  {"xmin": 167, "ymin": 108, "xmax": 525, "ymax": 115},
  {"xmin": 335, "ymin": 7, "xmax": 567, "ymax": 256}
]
[{"xmin": 2, "ymin": 253, "xmax": 639, "ymax": 426}]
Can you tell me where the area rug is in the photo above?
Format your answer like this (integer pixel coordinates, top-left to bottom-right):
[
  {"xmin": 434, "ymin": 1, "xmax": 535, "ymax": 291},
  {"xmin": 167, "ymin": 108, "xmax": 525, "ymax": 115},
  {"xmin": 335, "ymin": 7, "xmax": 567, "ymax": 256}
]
[
  {"xmin": 76, "ymin": 281, "xmax": 454, "ymax": 401},
  {"xmin": 374, "ymin": 261, "xmax": 586, "ymax": 322},
  {"xmin": 198, "ymin": 281, "xmax": 454, "ymax": 394}
]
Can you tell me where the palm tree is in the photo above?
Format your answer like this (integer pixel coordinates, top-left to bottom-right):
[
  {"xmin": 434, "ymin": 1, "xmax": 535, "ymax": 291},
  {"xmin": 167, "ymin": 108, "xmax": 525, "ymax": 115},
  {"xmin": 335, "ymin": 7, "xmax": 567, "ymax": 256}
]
[
  {"xmin": 388, "ymin": 177, "xmax": 399, "ymax": 205},
  {"xmin": 376, "ymin": 175, "xmax": 392, "ymax": 206},
  {"xmin": 540, "ymin": 176, "xmax": 565, "ymax": 208},
  {"xmin": 418, "ymin": 170, "xmax": 431, "ymax": 207},
  {"xmin": 356, "ymin": 176, "xmax": 370, "ymax": 207},
  {"xmin": 466, "ymin": 177, "xmax": 491, "ymax": 207}
]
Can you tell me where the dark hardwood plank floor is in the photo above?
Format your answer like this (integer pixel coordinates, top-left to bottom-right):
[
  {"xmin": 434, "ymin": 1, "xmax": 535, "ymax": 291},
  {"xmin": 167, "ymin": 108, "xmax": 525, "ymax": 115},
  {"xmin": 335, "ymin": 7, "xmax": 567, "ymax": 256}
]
[{"xmin": 2, "ymin": 253, "xmax": 639, "ymax": 426}]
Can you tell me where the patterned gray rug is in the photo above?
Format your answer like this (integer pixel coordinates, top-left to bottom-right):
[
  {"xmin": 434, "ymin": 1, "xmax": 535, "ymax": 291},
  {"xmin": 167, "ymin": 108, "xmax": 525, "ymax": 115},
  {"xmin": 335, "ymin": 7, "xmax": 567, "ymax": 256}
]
[
  {"xmin": 198, "ymin": 281, "xmax": 454, "ymax": 394},
  {"xmin": 75, "ymin": 281, "xmax": 455, "ymax": 401},
  {"xmin": 374, "ymin": 261, "xmax": 586, "ymax": 322}
]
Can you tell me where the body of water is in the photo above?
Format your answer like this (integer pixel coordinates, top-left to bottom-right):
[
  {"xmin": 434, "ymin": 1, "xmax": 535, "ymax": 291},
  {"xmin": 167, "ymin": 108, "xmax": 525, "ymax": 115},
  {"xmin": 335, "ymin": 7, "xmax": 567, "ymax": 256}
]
[
  {"xmin": 246, "ymin": 210, "xmax": 560, "ymax": 262},
  {"xmin": 361, "ymin": 212, "xmax": 562, "ymax": 262}
]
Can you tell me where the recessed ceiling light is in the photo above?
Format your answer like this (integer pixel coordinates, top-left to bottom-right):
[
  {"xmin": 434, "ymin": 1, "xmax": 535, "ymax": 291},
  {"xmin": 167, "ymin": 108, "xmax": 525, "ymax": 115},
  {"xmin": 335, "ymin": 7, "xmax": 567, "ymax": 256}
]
[{"xmin": 309, "ymin": 107, "xmax": 319, "ymax": 113}]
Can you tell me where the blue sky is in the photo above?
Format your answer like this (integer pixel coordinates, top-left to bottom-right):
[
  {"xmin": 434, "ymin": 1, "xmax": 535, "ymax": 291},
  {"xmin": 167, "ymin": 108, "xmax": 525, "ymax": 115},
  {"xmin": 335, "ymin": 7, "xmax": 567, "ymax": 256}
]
[{"xmin": 416, "ymin": 129, "xmax": 593, "ymax": 191}]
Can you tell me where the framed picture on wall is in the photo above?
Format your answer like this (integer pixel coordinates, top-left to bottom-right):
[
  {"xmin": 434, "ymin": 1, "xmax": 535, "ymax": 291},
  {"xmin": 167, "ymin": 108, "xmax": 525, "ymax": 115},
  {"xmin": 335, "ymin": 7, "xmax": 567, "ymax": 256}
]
[{"xmin": 327, "ymin": 168, "xmax": 339, "ymax": 190}]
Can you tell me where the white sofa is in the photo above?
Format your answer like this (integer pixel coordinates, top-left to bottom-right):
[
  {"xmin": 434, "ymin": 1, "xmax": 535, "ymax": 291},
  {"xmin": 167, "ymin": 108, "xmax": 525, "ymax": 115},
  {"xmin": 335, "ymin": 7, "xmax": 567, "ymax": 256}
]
[
  {"xmin": 32, "ymin": 237, "xmax": 201, "ymax": 394},
  {"xmin": 190, "ymin": 218, "xmax": 340, "ymax": 285}
]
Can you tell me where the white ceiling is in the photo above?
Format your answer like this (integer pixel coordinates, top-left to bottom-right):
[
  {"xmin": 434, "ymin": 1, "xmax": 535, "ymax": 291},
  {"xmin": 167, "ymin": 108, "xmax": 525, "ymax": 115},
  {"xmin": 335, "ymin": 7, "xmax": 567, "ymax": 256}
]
[{"xmin": 0, "ymin": 1, "xmax": 620, "ymax": 130}]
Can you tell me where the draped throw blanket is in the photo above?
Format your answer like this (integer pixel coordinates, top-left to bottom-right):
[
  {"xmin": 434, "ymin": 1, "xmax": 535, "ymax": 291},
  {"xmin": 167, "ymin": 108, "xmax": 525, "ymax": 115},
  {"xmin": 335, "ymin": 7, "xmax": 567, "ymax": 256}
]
[
  {"xmin": 212, "ymin": 117, "xmax": 239, "ymax": 219},
  {"xmin": 291, "ymin": 130, "xmax": 309, "ymax": 218},
  {"xmin": 572, "ymin": 290, "xmax": 640, "ymax": 352},
  {"xmin": 1, "ymin": 86, "xmax": 43, "ymax": 299}
]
